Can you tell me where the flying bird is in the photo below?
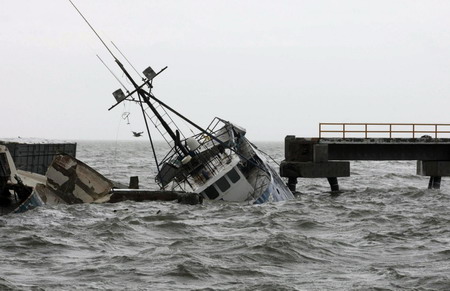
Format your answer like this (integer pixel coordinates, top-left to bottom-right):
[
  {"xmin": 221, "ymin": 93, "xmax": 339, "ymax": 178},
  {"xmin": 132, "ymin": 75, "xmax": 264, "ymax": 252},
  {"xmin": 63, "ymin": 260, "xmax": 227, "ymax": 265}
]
[{"xmin": 132, "ymin": 131, "xmax": 144, "ymax": 137}]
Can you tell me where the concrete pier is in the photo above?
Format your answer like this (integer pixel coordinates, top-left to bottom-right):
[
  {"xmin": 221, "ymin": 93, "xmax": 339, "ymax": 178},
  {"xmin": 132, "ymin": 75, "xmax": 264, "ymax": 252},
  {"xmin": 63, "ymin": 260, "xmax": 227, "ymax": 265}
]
[{"xmin": 281, "ymin": 136, "xmax": 450, "ymax": 191}]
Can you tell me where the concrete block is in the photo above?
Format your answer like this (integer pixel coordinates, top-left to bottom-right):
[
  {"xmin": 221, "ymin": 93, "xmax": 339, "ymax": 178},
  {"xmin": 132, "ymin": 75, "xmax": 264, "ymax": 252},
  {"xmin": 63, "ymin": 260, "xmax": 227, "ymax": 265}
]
[
  {"xmin": 313, "ymin": 144, "xmax": 328, "ymax": 162},
  {"xmin": 280, "ymin": 161, "xmax": 350, "ymax": 178},
  {"xmin": 417, "ymin": 161, "xmax": 450, "ymax": 176},
  {"xmin": 284, "ymin": 136, "xmax": 319, "ymax": 162}
]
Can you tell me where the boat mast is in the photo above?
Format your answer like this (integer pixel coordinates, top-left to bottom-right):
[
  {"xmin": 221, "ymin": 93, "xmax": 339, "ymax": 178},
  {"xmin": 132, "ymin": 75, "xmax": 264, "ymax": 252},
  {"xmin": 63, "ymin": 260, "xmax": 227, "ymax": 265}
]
[
  {"xmin": 69, "ymin": 0, "xmax": 268, "ymax": 173},
  {"xmin": 69, "ymin": 0, "xmax": 188, "ymax": 156}
]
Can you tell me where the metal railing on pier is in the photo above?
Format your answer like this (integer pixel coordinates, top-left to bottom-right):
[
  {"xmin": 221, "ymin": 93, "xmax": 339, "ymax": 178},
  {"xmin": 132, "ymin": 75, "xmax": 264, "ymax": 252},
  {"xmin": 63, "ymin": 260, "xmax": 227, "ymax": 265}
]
[{"xmin": 319, "ymin": 123, "xmax": 450, "ymax": 139}]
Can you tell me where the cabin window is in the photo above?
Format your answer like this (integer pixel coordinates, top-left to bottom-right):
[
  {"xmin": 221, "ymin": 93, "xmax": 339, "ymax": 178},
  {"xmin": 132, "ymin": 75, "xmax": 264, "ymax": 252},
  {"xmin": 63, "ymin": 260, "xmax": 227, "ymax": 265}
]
[
  {"xmin": 227, "ymin": 168, "xmax": 240, "ymax": 183},
  {"xmin": 204, "ymin": 185, "xmax": 219, "ymax": 199},
  {"xmin": 216, "ymin": 176, "xmax": 230, "ymax": 192}
]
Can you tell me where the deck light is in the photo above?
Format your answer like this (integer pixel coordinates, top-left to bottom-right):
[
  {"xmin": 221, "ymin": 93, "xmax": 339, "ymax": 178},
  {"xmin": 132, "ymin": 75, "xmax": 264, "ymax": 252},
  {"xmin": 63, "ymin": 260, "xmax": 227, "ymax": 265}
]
[
  {"xmin": 143, "ymin": 66, "xmax": 156, "ymax": 81},
  {"xmin": 112, "ymin": 89, "xmax": 126, "ymax": 103}
]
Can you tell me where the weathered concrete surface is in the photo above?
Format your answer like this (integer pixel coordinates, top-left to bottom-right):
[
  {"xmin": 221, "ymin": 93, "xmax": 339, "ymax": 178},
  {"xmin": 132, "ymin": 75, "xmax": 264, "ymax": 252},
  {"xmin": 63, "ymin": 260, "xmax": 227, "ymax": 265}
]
[
  {"xmin": 280, "ymin": 161, "xmax": 350, "ymax": 178},
  {"xmin": 285, "ymin": 136, "xmax": 450, "ymax": 162},
  {"xmin": 327, "ymin": 143, "xmax": 450, "ymax": 161},
  {"xmin": 417, "ymin": 161, "xmax": 450, "ymax": 177},
  {"xmin": 284, "ymin": 136, "xmax": 319, "ymax": 162},
  {"xmin": 313, "ymin": 144, "xmax": 328, "ymax": 162},
  {"xmin": 282, "ymin": 136, "xmax": 450, "ymax": 189}
]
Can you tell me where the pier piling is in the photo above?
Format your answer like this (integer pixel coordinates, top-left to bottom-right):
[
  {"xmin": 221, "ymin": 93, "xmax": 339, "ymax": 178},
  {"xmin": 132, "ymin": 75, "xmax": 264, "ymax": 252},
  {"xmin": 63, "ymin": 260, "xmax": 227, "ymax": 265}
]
[
  {"xmin": 287, "ymin": 177, "xmax": 297, "ymax": 192},
  {"xmin": 428, "ymin": 176, "xmax": 442, "ymax": 189},
  {"xmin": 327, "ymin": 177, "xmax": 339, "ymax": 192}
]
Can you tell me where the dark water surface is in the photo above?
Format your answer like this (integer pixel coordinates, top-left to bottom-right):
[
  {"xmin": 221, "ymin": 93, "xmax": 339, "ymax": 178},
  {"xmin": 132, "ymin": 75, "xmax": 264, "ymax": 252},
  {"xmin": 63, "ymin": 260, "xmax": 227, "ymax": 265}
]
[{"xmin": 1, "ymin": 141, "xmax": 449, "ymax": 290}]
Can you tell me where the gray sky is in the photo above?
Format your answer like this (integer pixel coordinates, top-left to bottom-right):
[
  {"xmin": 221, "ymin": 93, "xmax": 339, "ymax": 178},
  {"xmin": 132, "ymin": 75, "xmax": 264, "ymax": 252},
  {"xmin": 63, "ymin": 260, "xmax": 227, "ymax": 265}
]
[{"xmin": 1, "ymin": 0, "xmax": 449, "ymax": 141}]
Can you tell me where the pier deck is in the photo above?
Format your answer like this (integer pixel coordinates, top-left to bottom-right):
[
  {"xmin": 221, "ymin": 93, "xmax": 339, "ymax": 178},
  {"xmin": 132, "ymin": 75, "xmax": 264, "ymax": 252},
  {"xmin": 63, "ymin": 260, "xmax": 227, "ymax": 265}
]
[{"xmin": 281, "ymin": 123, "xmax": 450, "ymax": 191}]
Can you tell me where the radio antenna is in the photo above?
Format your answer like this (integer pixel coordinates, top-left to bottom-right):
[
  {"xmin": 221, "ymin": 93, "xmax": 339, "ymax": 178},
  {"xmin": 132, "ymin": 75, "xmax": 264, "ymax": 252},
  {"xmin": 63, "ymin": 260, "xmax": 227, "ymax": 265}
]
[
  {"xmin": 111, "ymin": 41, "xmax": 142, "ymax": 79},
  {"xmin": 68, "ymin": 0, "xmax": 119, "ymax": 62},
  {"xmin": 97, "ymin": 55, "xmax": 129, "ymax": 93},
  {"xmin": 69, "ymin": 0, "xmax": 166, "ymax": 174}
]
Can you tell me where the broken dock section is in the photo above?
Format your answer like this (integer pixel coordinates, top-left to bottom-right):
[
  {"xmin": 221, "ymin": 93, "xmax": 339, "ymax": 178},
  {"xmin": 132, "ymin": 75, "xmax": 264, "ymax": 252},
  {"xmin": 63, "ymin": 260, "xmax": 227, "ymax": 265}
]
[{"xmin": 280, "ymin": 123, "xmax": 450, "ymax": 191}]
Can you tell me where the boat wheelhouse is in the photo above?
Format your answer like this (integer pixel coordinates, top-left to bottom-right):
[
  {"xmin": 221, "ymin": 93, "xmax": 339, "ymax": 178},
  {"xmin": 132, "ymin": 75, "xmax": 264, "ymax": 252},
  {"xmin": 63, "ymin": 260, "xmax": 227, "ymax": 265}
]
[{"xmin": 155, "ymin": 118, "xmax": 294, "ymax": 203}]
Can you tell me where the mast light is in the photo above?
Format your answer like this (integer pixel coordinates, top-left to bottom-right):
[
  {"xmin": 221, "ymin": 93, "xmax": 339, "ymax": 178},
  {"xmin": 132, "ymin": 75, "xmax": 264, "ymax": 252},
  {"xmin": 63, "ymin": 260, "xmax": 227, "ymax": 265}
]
[
  {"xmin": 143, "ymin": 66, "xmax": 157, "ymax": 81},
  {"xmin": 112, "ymin": 89, "xmax": 126, "ymax": 102}
]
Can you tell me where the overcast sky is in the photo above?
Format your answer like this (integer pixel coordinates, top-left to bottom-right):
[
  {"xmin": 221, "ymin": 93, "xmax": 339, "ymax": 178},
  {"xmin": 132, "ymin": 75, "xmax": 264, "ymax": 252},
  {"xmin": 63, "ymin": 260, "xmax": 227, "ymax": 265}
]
[{"xmin": 1, "ymin": 0, "xmax": 449, "ymax": 141}]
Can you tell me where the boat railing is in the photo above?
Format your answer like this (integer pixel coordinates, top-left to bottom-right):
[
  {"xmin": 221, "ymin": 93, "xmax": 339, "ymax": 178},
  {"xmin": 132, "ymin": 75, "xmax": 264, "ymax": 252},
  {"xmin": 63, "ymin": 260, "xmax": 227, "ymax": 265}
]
[
  {"xmin": 157, "ymin": 131, "xmax": 234, "ymax": 189},
  {"xmin": 156, "ymin": 117, "xmax": 242, "ymax": 190}
]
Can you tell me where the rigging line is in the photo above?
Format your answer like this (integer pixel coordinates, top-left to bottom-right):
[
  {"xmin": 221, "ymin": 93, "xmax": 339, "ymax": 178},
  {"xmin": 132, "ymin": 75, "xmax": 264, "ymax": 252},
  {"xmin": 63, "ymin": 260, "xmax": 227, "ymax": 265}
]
[
  {"xmin": 179, "ymin": 111, "xmax": 197, "ymax": 137},
  {"xmin": 145, "ymin": 91, "xmax": 269, "ymax": 173},
  {"xmin": 122, "ymin": 112, "xmax": 130, "ymax": 125},
  {"xmin": 113, "ymin": 104, "xmax": 126, "ymax": 170},
  {"xmin": 136, "ymin": 91, "xmax": 161, "ymax": 175},
  {"xmin": 97, "ymin": 55, "xmax": 129, "ymax": 93},
  {"xmin": 70, "ymin": 0, "xmax": 162, "ymax": 176},
  {"xmin": 68, "ymin": 0, "xmax": 119, "ymax": 62},
  {"xmin": 142, "ymin": 109, "xmax": 173, "ymax": 147},
  {"xmin": 248, "ymin": 141, "xmax": 280, "ymax": 166},
  {"xmin": 111, "ymin": 41, "xmax": 141, "ymax": 79},
  {"xmin": 123, "ymin": 73, "xmax": 134, "ymax": 86}
]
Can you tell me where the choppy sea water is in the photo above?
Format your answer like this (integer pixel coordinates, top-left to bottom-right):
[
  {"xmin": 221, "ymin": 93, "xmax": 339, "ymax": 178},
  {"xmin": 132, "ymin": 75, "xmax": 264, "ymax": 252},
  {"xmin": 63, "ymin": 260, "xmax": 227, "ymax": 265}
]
[{"xmin": 1, "ymin": 140, "xmax": 449, "ymax": 290}]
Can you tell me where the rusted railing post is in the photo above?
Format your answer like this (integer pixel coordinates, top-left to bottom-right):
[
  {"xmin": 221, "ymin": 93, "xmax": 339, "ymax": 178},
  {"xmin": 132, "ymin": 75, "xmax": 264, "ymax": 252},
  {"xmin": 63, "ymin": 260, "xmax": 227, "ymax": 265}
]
[
  {"xmin": 389, "ymin": 124, "xmax": 392, "ymax": 138},
  {"xmin": 413, "ymin": 124, "xmax": 415, "ymax": 138},
  {"xmin": 365, "ymin": 124, "xmax": 367, "ymax": 138},
  {"xmin": 343, "ymin": 124, "xmax": 346, "ymax": 139},
  {"xmin": 435, "ymin": 124, "xmax": 438, "ymax": 138}
]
